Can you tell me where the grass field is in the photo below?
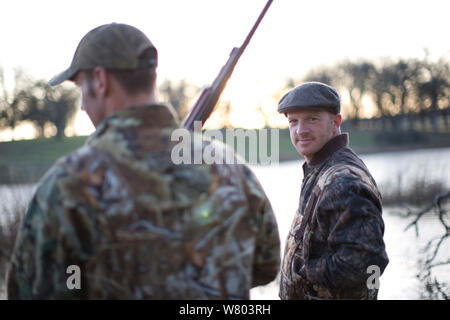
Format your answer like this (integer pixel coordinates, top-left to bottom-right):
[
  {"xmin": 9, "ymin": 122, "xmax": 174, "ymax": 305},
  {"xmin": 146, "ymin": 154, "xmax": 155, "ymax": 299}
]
[
  {"xmin": 0, "ymin": 136, "xmax": 88, "ymax": 184},
  {"xmin": 1, "ymin": 129, "xmax": 449, "ymax": 184}
]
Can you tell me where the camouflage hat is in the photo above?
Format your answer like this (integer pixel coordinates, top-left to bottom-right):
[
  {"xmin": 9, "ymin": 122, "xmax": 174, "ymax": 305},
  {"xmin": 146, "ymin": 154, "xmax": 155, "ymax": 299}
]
[
  {"xmin": 48, "ymin": 23, "xmax": 157, "ymax": 86},
  {"xmin": 277, "ymin": 82, "xmax": 340, "ymax": 115}
]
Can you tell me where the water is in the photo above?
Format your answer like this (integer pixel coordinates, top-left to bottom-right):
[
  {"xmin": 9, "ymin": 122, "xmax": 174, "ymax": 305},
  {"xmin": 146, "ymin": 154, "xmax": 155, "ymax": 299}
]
[
  {"xmin": 1, "ymin": 147, "xmax": 449, "ymax": 300},
  {"xmin": 0, "ymin": 183, "xmax": 35, "ymax": 225}
]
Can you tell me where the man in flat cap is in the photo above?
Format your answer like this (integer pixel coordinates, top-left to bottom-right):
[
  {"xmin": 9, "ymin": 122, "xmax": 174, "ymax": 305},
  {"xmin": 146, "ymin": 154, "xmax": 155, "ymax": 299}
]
[
  {"xmin": 7, "ymin": 23, "xmax": 280, "ymax": 299},
  {"xmin": 278, "ymin": 82, "xmax": 389, "ymax": 300}
]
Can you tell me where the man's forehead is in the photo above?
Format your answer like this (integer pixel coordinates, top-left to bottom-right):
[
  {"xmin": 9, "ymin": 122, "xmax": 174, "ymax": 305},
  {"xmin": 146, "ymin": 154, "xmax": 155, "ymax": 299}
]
[{"xmin": 287, "ymin": 109, "xmax": 327, "ymax": 118}]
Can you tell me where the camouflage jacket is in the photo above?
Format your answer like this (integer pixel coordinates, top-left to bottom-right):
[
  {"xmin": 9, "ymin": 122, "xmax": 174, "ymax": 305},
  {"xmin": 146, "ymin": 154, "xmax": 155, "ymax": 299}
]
[
  {"xmin": 7, "ymin": 104, "xmax": 280, "ymax": 299},
  {"xmin": 280, "ymin": 133, "xmax": 389, "ymax": 300}
]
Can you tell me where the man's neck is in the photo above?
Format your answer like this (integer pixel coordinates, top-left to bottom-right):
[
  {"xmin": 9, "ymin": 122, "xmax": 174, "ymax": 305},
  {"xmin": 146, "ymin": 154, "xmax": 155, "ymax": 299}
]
[
  {"xmin": 106, "ymin": 91, "xmax": 158, "ymax": 116},
  {"xmin": 305, "ymin": 133, "xmax": 349, "ymax": 166}
]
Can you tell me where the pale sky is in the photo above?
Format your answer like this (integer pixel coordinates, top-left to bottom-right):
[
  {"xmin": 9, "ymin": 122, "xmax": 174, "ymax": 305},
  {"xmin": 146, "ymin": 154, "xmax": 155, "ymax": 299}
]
[{"xmin": 1, "ymin": 0, "xmax": 449, "ymax": 138}]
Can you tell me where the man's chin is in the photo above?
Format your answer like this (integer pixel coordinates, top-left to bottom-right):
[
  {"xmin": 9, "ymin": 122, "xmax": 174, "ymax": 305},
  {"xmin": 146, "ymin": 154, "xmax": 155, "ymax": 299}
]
[
  {"xmin": 296, "ymin": 141, "xmax": 313, "ymax": 152},
  {"xmin": 296, "ymin": 147, "xmax": 312, "ymax": 159}
]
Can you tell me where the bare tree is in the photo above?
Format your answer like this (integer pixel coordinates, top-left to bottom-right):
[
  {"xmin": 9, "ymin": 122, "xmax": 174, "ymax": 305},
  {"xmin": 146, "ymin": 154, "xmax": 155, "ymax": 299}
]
[
  {"xmin": 0, "ymin": 67, "xmax": 79, "ymax": 140},
  {"xmin": 368, "ymin": 58, "xmax": 421, "ymax": 131},
  {"xmin": 337, "ymin": 60, "xmax": 376, "ymax": 126},
  {"xmin": 43, "ymin": 84, "xmax": 79, "ymax": 139},
  {"xmin": 367, "ymin": 61, "xmax": 393, "ymax": 130},
  {"xmin": 21, "ymin": 80, "xmax": 79, "ymax": 139},
  {"xmin": 415, "ymin": 57, "xmax": 450, "ymax": 133},
  {"xmin": 404, "ymin": 191, "xmax": 450, "ymax": 299},
  {"xmin": 387, "ymin": 59, "xmax": 421, "ymax": 131},
  {"xmin": 0, "ymin": 67, "xmax": 32, "ymax": 140},
  {"xmin": 22, "ymin": 80, "xmax": 48, "ymax": 137}
]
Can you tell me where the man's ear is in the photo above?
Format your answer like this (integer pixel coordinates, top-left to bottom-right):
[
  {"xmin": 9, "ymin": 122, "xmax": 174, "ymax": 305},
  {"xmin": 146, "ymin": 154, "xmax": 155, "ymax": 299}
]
[
  {"xmin": 91, "ymin": 66, "xmax": 108, "ymax": 98},
  {"xmin": 334, "ymin": 113, "xmax": 342, "ymax": 128}
]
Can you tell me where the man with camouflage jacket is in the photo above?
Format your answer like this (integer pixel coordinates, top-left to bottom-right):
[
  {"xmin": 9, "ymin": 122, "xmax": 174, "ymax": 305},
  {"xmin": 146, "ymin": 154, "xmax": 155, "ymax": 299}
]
[
  {"xmin": 278, "ymin": 82, "xmax": 389, "ymax": 299},
  {"xmin": 6, "ymin": 23, "xmax": 280, "ymax": 299}
]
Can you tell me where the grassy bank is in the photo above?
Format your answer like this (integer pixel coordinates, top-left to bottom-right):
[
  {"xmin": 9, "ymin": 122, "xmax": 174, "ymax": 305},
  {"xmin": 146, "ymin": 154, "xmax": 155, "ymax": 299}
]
[
  {"xmin": 1, "ymin": 130, "xmax": 450, "ymax": 184},
  {"xmin": 0, "ymin": 136, "xmax": 88, "ymax": 184}
]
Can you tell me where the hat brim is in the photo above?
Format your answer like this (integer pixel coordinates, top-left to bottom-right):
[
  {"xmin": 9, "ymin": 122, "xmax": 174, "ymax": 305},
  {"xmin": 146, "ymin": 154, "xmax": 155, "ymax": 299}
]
[
  {"xmin": 278, "ymin": 105, "xmax": 338, "ymax": 115},
  {"xmin": 48, "ymin": 66, "xmax": 79, "ymax": 86}
]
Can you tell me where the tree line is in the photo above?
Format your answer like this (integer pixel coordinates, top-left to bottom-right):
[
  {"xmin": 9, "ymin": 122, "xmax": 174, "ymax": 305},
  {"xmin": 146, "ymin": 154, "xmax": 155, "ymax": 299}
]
[
  {"xmin": 0, "ymin": 67, "xmax": 78, "ymax": 140},
  {"xmin": 0, "ymin": 67, "xmax": 198, "ymax": 140},
  {"xmin": 289, "ymin": 54, "xmax": 450, "ymax": 133},
  {"xmin": 2, "ymin": 53, "xmax": 449, "ymax": 140}
]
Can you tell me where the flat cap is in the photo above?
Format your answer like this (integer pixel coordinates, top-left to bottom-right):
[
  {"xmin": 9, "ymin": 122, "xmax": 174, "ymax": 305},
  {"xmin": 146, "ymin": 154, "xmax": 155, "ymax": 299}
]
[{"xmin": 277, "ymin": 82, "xmax": 340, "ymax": 114}]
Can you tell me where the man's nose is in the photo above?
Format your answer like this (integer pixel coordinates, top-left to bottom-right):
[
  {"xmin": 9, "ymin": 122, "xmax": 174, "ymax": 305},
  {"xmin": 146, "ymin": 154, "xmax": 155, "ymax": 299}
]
[{"xmin": 296, "ymin": 121, "xmax": 309, "ymax": 135}]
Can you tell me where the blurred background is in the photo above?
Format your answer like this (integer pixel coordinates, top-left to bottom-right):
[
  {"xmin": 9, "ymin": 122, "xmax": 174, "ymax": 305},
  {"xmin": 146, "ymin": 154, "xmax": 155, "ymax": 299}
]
[{"xmin": 1, "ymin": 0, "xmax": 449, "ymax": 299}]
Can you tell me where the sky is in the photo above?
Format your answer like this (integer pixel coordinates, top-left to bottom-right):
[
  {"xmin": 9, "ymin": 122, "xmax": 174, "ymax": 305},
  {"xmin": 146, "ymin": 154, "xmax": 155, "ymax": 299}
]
[{"xmin": 0, "ymin": 0, "xmax": 449, "ymax": 139}]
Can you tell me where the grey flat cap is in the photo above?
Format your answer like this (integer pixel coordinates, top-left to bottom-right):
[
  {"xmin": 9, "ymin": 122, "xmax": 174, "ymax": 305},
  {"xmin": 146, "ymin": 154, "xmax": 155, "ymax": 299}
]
[{"xmin": 278, "ymin": 82, "xmax": 340, "ymax": 114}]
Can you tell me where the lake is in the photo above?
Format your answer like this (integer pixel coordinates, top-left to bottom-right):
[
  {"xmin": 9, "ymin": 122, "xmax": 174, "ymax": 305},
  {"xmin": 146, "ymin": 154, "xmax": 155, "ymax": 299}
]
[{"xmin": 1, "ymin": 147, "xmax": 449, "ymax": 300}]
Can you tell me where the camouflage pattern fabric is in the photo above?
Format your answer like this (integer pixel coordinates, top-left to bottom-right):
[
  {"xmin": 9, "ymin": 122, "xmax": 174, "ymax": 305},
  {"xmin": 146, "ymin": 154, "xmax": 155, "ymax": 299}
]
[
  {"xmin": 280, "ymin": 134, "xmax": 389, "ymax": 300},
  {"xmin": 7, "ymin": 104, "xmax": 280, "ymax": 299}
]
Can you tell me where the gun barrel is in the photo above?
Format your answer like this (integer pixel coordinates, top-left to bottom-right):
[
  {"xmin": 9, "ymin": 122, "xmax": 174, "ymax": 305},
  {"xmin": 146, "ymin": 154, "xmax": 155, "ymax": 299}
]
[
  {"xmin": 181, "ymin": 0, "xmax": 274, "ymax": 130},
  {"xmin": 241, "ymin": 0, "xmax": 273, "ymax": 51}
]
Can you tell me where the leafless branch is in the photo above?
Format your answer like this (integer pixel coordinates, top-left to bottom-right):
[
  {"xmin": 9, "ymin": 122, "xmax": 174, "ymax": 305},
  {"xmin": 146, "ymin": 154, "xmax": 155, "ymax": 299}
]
[
  {"xmin": 404, "ymin": 191, "xmax": 450, "ymax": 237},
  {"xmin": 403, "ymin": 190, "xmax": 450, "ymax": 299}
]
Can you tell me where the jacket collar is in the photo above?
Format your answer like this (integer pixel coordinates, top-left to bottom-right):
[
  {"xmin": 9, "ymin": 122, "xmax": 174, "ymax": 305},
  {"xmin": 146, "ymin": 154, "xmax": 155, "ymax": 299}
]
[
  {"xmin": 87, "ymin": 104, "xmax": 179, "ymax": 144},
  {"xmin": 302, "ymin": 133, "xmax": 349, "ymax": 172}
]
